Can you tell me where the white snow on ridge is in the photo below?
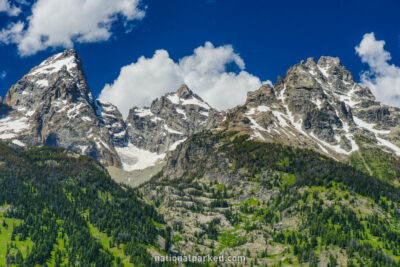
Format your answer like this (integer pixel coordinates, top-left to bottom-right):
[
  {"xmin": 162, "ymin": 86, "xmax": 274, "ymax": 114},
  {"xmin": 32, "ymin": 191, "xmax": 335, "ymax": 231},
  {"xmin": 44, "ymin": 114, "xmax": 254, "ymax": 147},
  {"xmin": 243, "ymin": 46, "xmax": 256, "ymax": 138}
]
[
  {"xmin": 283, "ymin": 104, "xmax": 308, "ymax": 136},
  {"xmin": 277, "ymin": 85, "xmax": 286, "ymax": 101},
  {"xmin": 135, "ymin": 108, "xmax": 153, "ymax": 117},
  {"xmin": 0, "ymin": 117, "xmax": 29, "ymax": 136},
  {"xmin": 150, "ymin": 117, "xmax": 164, "ymax": 122},
  {"xmin": 167, "ymin": 94, "xmax": 180, "ymax": 104},
  {"xmin": 333, "ymin": 85, "xmax": 360, "ymax": 108},
  {"xmin": 30, "ymin": 55, "xmax": 77, "ymax": 76},
  {"xmin": 169, "ymin": 138, "xmax": 187, "ymax": 151},
  {"xmin": 175, "ymin": 107, "xmax": 187, "ymax": 119},
  {"xmin": 353, "ymin": 116, "xmax": 390, "ymax": 135},
  {"xmin": 81, "ymin": 116, "xmax": 92, "ymax": 122},
  {"xmin": 246, "ymin": 116, "xmax": 269, "ymax": 141},
  {"xmin": 114, "ymin": 130, "xmax": 126, "ymax": 138},
  {"xmin": 164, "ymin": 125, "xmax": 183, "ymax": 135},
  {"xmin": 66, "ymin": 103, "xmax": 84, "ymax": 119},
  {"xmin": 12, "ymin": 140, "xmax": 26, "ymax": 147},
  {"xmin": 36, "ymin": 79, "xmax": 49, "ymax": 87},
  {"xmin": 200, "ymin": 111, "xmax": 209, "ymax": 117},
  {"xmin": 376, "ymin": 137, "xmax": 400, "ymax": 156},
  {"xmin": 272, "ymin": 110, "xmax": 289, "ymax": 128},
  {"xmin": 116, "ymin": 143, "xmax": 165, "ymax": 171},
  {"xmin": 311, "ymin": 99, "xmax": 322, "ymax": 109},
  {"xmin": 0, "ymin": 133, "xmax": 16, "ymax": 139},
  {"xmin": 252, "ymin": 130, "xmax": 265, "ymax": 141},
  {"xmin": 246, "ymin": 105, "xmax": 270, "ymax": 116},
  {"xmin": 310, "ymin": 132, "xmax": 351, "ymax": 155},
  {"xmin": 182, "ymin": 97, "xmax": 210, "ymax": 110},
  {"xmin": 167, "ymin": 93, "xmax": 210, "ymax": 109},
  {"xmin": 353, "ymin": 116, "xmax": 400, "ymax": 155},
  {"xmin": 101, "ymin": 104, "xmax": 116, "ymax": 113},
  {"xmin": 318, "ymin": 66, "xmax": 329, "ymax": 77}
]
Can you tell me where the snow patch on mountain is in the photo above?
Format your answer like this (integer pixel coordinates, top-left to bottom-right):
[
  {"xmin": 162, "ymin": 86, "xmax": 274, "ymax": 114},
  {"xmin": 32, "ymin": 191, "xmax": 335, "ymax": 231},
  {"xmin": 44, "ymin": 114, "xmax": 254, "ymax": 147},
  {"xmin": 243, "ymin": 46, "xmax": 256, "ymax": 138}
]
[
  {"xmin": 116, "ymin": 143, "xmax": 165, "ymax": 171},
  {"xmin": 30, "ymin": 53, "xmax": 78, "ymax": 76}
]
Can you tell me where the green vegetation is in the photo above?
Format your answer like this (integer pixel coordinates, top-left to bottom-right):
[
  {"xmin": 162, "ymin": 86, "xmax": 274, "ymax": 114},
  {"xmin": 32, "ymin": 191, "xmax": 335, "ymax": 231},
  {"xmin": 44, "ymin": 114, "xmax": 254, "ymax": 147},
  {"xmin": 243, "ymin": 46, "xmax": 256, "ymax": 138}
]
[
  {"xmin": 0, "ymin": 143, "xmax": 173, "ymax": 266},
  {"xmin": 218, "ymin": 229, "xmax": 246, "ymax": 248},
  {"xmin": 0, "ymin": 215, "xmax": 33, "ymax": 266},
  {"xmin": 350, "ymin": 138, "xmax": 400, "ymax": 184},
  {"xmin": 152, "ymin": 131, "xmax": 400, "ymax": 266}
]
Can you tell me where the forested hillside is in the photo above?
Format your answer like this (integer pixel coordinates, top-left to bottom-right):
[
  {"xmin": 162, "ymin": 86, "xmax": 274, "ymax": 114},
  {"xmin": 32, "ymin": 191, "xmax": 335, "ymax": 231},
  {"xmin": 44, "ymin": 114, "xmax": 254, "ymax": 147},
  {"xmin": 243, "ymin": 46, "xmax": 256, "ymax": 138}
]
[
  {"xmin": 2, "ymin": 130, "xmax": 400, "ymax": 266},
  {"xmin": 0, "ymin": 143, "xmax": 171, "ymax": 266},
  {"xmin": 144, "ymin": 131, "xmax": 400, "ymax": 266}
]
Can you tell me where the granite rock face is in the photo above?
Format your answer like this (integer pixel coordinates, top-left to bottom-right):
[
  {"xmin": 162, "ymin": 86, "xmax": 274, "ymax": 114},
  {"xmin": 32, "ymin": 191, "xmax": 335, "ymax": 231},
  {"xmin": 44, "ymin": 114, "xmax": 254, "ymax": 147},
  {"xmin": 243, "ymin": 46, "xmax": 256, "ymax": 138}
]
[
  {"xmin": 2, "ymin": 50, "xmax": 400, "ymax": 169},
  {"xmin": 0, "ymin": 50, "xmax": 224, "ymax": 169},
  {"xmin": 1, "ymin": 50, "xmax": 121, "ymax": 167},
  {"xmin": 125, "ymin": 84, "xmax": 224, "ymax": 154},
  {"xmin": 96, "ymin": 100, "xmax": 128, "ymax": 147},
  {"xmin": 223, "ymin": 56, "xmax": 400, "ymax": 158}
]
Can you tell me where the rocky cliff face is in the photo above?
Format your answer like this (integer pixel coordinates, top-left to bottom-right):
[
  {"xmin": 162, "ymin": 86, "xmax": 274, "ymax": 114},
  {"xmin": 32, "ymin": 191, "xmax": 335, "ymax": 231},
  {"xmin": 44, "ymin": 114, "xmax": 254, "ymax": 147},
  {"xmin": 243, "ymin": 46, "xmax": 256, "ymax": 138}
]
[
  {"xmin": 223, "ymin": 56, "xmax": 400, "ymax": 159},
  {"xmin": 96, "ymin": 100, "xmax": 128, "ymax": 147},
  {"xmin": 112, "ymin": 84, "xmax": 224, "ymax": 171},
  {"xmin": 1, "ymin": 50, "xmax": 121, "ymax": 167},
  {"xmin": 2, "ymin": 51, "xmax": 400, "ymax": 170},
  {"xmin": 0, "ymin": 50, "xmax": 224, "ymax": 169},
  {"xmin": 125, "ymin": 84, "xmax": 223, "ymax": 154}
]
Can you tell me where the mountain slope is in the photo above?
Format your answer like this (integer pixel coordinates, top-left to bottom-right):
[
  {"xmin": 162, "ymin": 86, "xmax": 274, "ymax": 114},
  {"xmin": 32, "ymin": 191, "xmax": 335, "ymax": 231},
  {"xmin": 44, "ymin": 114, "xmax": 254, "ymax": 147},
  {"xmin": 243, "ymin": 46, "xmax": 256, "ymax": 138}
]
[
  {"xmin": 0, "ymin": 142, "xmax": 172, "ymax": 266},
  {"xmin": 143, "ymin": 130, "xmax": 400, "ymax": 266}
]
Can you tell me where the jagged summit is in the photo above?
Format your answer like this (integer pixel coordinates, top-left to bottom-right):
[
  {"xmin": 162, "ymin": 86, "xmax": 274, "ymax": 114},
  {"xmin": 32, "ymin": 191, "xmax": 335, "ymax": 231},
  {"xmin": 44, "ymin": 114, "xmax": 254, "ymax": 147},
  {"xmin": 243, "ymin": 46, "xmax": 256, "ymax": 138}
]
[
  {"xmin": 0, "ymin": 48, "xmax": 224, "ymax": 171},
  {"xmin": 29, "ymin": 49, "xmax": 81, "ymax": 76},
  {"xmin": 122, "ymin": 85, "xmax": 223, "ymax": 166},
  {"xmin": 2, "ymin": 50, "xmax": 400, "ymax": 172},
  {"xmin": 176, "ymin": 83, "xmax": 193, "ymax": 99},
  {"xmin": 0, "ymin": 49, "xmax": 120, "ymax": 167},
  {"xmin": 4, "ymin": 48, "xmax": 94, "ymax": 112},
  {"xmin": 224, "ymin": 56, "xmax": 400, "ymax": 159}
]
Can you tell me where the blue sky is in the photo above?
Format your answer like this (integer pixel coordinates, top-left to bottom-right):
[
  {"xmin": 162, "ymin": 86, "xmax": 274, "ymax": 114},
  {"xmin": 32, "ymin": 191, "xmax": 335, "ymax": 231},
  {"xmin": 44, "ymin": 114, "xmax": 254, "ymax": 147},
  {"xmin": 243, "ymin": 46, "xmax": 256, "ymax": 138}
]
[{"xmin": 1, "ymin": 0, "xmax": 400, "ymax": 115}]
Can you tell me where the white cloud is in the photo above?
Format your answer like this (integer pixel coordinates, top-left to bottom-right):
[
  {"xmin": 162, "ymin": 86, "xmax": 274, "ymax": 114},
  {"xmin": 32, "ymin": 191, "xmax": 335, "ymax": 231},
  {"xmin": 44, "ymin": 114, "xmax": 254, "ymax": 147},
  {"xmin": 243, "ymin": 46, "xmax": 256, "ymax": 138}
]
[
  {"xmin": 356, "ymin": 32, "xmax": 400, "ymax": 107},
  {"xmin": 100, "ymin": 42, "xmax": 267, "ymax": 118},
  {"xmin": 0, "ymin": 0, "xmax": 145, "ymax": 56},
  {"xmin": 0, "ymin": 22, "xmax": 24, "ymax": 44},
  {"xmin": 0, "ymin": 70, "xmax": 6, "ymax": 80},
  {"xmin": 0, "ymin": 0, "xmax": 21, "ymax": 16}
]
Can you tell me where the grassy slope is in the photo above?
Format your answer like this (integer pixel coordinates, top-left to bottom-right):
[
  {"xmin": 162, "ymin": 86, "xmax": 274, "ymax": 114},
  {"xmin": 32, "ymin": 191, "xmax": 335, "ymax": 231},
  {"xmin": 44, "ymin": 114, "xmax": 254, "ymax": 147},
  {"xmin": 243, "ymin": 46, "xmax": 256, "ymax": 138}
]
[
  {"xmin": 0, "ymin": 214, "xmax": 33, "ymax": 266},
  {"xmin": 349, "ymin": 137, "xmax": 400, "ymax": 186}
]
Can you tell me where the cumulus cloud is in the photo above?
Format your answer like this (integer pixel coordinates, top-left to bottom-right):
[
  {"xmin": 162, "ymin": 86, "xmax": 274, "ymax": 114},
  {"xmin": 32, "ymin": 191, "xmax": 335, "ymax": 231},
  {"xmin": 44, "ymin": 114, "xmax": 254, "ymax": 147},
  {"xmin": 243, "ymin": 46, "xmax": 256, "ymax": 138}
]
[
  {"xmin": 0, "ymin": 22, "xmax": 24, "ymax": 44},
  {"xmin": 0, "ymin": 0, "xmax": 21, "ymax": 16},
  {"xmin": 356, "ymin": 32, "xmax": 400, "ymax": 107},
  {"xmin": 100, "ymin": 42, "xmax": 267, "ymax": 118},
  {"xmin": 0, "ymin": 0, "xmax": 145, "ymax": 56}
]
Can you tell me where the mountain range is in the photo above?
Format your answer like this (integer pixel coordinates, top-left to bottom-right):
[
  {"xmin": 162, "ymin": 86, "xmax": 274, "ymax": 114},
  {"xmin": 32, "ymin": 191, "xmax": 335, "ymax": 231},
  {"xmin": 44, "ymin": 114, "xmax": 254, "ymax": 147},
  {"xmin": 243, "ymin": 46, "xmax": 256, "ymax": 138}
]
[
  {"xmin": 2, "ymin": 50, "xmax": 400, "ymax": 176},
  {"xmin": 0, "ymin": 49, "xmax": 399, "ymax": 266}
]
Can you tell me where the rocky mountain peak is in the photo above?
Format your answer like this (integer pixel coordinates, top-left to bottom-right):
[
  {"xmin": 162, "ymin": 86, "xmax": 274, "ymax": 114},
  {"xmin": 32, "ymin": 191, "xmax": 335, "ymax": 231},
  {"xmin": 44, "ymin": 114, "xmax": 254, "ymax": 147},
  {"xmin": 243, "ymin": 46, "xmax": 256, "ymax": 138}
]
[
  {"xmin": 0, "ymin": 49, "xmax": 121, "ymax": 167},
  {"xmin": 4, "ymin": 49, "xmax": 94, "ymax": 112},
  {"xmin": 114, "ymin": 85, "xmax": 225, "ymax": 171},
  {"xmin": 176, "ymin": 83, "xmax": 193, "ymax": 99},
  {"xmin": 125, "ymin": 85, "xmax": 223, "ymax": 154},
  {"xmin": 31, "ymin": 49, "xmax": 81, "ymax": 74},
  {"xmin": 223, "ymin": 56, "xmax": 400, "ymax": 159},
  {"xmin": 245, "ymin": 83, "xmax": 276, "ymax": 107}
]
